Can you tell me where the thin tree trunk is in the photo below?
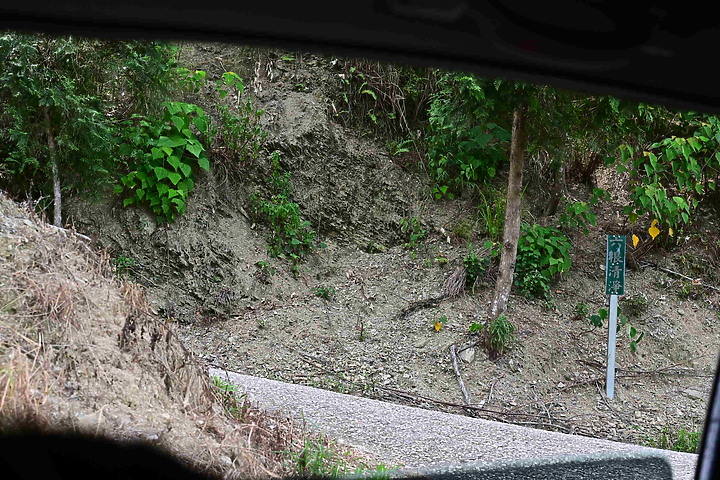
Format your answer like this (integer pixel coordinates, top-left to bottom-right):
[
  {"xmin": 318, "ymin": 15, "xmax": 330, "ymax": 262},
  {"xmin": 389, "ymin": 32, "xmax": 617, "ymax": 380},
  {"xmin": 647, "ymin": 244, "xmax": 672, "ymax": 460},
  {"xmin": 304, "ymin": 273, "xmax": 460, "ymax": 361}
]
[
  {"xmin": 44, "ymin": 106, "xmax": 61, "ymax": 227},
  {"xmin": 487, "ymin": 103, "xmax": 528, "ymax": 322}
]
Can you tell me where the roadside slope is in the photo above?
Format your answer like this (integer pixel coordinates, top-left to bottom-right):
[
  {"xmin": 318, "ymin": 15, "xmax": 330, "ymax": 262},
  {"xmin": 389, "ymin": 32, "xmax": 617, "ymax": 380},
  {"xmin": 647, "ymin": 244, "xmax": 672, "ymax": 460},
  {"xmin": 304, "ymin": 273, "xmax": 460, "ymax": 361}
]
[
  {"xmin": 212, "ymin": 368, "xmax": 698, "ymax": 480},
  {"xmin": 0, "ymin": 192, "xmax": 301, "ymax": 479}
]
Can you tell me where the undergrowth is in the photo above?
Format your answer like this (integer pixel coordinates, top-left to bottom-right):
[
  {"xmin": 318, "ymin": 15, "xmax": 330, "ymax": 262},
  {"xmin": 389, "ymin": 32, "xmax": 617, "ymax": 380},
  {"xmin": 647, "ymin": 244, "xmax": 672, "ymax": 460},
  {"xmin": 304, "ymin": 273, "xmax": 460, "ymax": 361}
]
[
  {"xmin": 283, "ymin": 435, "xmax": 396, "ymax": 479},
  {"xmin": 250, "ymin": 151, "xmax": 323, "ymax": 271}
]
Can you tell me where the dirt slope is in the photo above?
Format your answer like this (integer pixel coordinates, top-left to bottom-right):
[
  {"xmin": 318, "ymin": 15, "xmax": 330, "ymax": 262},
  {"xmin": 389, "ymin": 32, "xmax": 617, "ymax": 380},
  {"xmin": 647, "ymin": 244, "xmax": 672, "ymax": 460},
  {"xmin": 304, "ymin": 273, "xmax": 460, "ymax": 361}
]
[
  {"xmin": 63, "ymin": 42, "xmax": 720, "ymax": 454},
  {"xmin": 0, "ymin": 192, "xmax": 304, "ymax": 479}
]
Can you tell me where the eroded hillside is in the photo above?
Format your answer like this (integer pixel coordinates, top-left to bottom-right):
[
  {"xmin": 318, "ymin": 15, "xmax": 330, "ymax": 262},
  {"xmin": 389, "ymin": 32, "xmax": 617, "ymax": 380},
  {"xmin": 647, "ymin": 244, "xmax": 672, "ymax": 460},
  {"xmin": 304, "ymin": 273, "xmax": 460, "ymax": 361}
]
[{"xmin": 59, "ymin": 42, "xmax": 720, "ymax": 452}]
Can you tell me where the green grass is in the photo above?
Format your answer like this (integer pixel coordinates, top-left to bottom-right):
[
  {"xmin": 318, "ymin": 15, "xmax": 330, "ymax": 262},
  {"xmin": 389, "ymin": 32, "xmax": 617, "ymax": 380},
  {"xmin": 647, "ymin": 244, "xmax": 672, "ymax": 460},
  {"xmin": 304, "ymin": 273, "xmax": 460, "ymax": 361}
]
[
  {"xmin": 210, "ymin": 375, "xmax": 247, "ymax": 419},
  {"xmin": 645, "ymin": 427, "xmax": 701, "ymax": 453},
  {"xmin": 283, "ymin": 436, "xmax": 397, "ymax": 479}
]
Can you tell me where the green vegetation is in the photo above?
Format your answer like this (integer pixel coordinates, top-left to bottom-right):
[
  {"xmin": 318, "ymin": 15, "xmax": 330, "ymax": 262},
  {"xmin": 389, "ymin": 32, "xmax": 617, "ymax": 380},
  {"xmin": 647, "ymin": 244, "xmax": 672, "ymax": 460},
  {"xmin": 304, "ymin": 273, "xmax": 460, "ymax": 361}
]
[
  {"xmin": 622, "ymin": 294, "xmax": 649, "ymax": 318},
  {"xmin": 211, "ymin": 71, "xmax": 267, "ymax": 169},
  {"xmin": 250, "ymin": 151, "xmax": 322, "ymax": 269},
  {"xmin": 486, "ymin": 314, "xmax": 516, "ymax": 359},
  {"xmin": 210, "ymin": 375, "xmax": 247, "ymax": 420},
  {"xmin": 0, "ymin": 34, "xmax": 179, "ymax": 224},
  {"xmin": 426, "ymin": 74, "xmax": 511, "ymax": 197},
  {"xmin": 645, "ymin": 427, "xmax": 700, "ymax": 453},
  {"xmin": 112, "ymin": 255, "xmax": 136, "ymax": 276},
  {"xmin": 559, "ymin": 199, "xmax": 597, "ymax": 235},
  {"xmin": 620, "ymin": 115, "xmax": 720, "ymax": 234},
  {"xmin": 313, "ymin": 285, "xmax": 336, "ymax": 301},
  {"xmin": 284, "ymin": 436, "xmax": 396, "ymax": 479},
  {"xmin": 573, "ymin": 301, "xmax": 589, "ymax": 319},
  {"xmin": 514, "ymin": 223, "xmax": 572, "ymax": 299},
  {"xmin": 115, "ymin": 101, "xmax": 211, "ymax": 222},
  {"xmin": 399, "ymin": 216, "xmax": 427, "ymax": 250},
  {"xmin": 587, "ymin": 306, "xmax": 645, "ymax": 353},
  {"xmin": 477, "ymin": 189, "xmax": 506, "ymax": 241},
  {"xmin": 463, "ymin": 241, "xmax": 496, "ymax": 288}
]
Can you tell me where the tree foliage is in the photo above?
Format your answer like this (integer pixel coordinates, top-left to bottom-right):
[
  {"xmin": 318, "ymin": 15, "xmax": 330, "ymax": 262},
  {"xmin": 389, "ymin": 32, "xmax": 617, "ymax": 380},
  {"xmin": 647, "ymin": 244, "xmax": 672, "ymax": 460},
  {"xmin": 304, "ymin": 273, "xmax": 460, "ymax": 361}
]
[{"xmin": 0, "ymin": 32, "xmax": 179, "ymax": 220}]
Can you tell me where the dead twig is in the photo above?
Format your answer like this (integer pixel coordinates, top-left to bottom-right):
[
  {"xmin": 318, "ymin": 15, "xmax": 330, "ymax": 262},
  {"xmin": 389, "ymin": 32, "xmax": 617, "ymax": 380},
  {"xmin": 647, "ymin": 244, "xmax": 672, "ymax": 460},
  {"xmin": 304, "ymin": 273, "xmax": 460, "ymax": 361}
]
[
  {"xmin": 449, "ymin": 344, "xmax": 473, "ymax": 409},
  {"xmin": 391, "ymin": 293, "xmax": 447, "ymax": 322},
  {"xmin": 640, "ymin": 260, "xmax": 720, "ymax": 293}
]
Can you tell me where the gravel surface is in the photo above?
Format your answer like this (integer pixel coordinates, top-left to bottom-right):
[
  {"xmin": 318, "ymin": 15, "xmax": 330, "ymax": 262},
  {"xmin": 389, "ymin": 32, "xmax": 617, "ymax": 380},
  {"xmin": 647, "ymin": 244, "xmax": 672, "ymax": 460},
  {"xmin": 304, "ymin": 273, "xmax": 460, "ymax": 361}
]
[{"xmin": 211, "ymin": 368, "xmax": 698, "ymax": 480}]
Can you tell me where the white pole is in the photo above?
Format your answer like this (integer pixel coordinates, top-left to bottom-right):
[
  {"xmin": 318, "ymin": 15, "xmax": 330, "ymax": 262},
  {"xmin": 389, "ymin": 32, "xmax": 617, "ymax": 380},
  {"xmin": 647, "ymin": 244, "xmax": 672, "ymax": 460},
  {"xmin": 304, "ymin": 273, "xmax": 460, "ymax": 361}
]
[{"xmin": 606, "ymin": 294, "xmax": 619, "ymax": 399}]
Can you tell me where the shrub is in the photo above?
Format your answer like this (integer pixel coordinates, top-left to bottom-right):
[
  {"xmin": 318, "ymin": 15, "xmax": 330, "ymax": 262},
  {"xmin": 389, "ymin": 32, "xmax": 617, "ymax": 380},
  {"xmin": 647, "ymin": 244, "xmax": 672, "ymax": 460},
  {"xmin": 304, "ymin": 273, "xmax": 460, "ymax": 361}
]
[
  {"xmin": 622, "ymin": 294, "xmax": 649, "ymax": 317},
  {"xmin": 211, "ymin": 375, "xmax": 247, "ymax": 419},
  {"xmin": 486, "ymin": 314, "xmax": 515, "ymax": 358},
  {"xmin": 426, "ymin": 74, "xmax": 511, "ymax": 197},
  {"xmin": 250, "ymin": 152, "xmax": 321, "ymax": 267},
  {"xmin": 477, "ymin": 189, "xmax": 505, "ymax": 241},
  {"xmin": 115, "ymin": 101, "xmax": 211, "ymax": 223},
  {"xmin": 559, "ymin": 199, "xmax": 597, "ymax": 235},
  {"xmin": 211, "ymin": 71, "xmax": 267, "ymax": 166},
  {"xmin": 645, "ymin": 427, "xmax": 700, "ymax": 453},
  {"xmin": 312, "ymin": 285, "xmax": 336, "ymax": 301},
  {"xmin": 463, "ymin": 241, "xmax": 497, "ymax": 288},
  {"xmin": 587, "ymin": 306, "xmax": 645, "ymax": 353},
  {"xmin": 112, "ymin": 255, "xmax": 136, "ymax": 276},
  {"xmin": 514, "ymin": 223, "xmax": 572, "ymax": 298},
  {"xmin": 399, "ymin": 217, "xmax": 427, "ymax": 250},
  {"xmin": 573, "ymin": 301, "xmax": 589, "ymax": 319}
]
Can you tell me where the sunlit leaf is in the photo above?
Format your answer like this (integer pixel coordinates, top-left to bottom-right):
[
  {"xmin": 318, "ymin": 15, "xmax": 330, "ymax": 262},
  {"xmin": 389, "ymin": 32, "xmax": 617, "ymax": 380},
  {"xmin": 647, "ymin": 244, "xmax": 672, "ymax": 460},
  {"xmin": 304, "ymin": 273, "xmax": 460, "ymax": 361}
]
[{"xmin": 648, "ymin": 226, "xmax": 660, "ymax": 240}]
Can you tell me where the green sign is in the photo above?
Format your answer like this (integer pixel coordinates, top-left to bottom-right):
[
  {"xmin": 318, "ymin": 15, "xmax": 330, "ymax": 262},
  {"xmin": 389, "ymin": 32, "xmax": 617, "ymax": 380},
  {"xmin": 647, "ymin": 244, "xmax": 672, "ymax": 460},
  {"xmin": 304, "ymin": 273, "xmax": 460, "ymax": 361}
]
[{"xmin": 605, "ymin": 235, "xmax": 626, "ymax": 295}]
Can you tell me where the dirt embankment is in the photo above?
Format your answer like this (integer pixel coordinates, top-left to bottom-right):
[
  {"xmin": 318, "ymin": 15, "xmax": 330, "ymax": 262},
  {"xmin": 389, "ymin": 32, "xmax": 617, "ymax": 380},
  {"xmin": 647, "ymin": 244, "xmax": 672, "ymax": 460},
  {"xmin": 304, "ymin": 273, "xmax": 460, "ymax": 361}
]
[
  {"xmin": 0, "ymin": 192, "xmax": 306, "ymax": 479},
  {"xmin": 63, "ymin": 42, "xmax": 720, "ymax": 451}
]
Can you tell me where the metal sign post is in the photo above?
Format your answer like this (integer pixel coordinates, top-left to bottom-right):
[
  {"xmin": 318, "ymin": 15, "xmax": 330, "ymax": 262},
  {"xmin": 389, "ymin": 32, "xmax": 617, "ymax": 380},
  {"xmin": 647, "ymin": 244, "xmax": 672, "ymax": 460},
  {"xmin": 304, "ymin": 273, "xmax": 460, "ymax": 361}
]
[{"xmin": 605, "ymin": 235, "xmax": 626, "ymax": 400}]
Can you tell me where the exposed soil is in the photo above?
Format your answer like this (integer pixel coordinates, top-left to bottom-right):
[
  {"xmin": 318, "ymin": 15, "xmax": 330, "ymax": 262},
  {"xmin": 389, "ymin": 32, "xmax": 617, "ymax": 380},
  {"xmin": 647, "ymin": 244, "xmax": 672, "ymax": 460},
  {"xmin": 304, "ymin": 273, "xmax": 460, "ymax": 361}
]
[
  {"xmin": 0, "ymin": 193, "xmax": 315, "ymax": 479},
  {"xmin": 63, "ymin": 41, "xmax": 720, "ymax": 458}
]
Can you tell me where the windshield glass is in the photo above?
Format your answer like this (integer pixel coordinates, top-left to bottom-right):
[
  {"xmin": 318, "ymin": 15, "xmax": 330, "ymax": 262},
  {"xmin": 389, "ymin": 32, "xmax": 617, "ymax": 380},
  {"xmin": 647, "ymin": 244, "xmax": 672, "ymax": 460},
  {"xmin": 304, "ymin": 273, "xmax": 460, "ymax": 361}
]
[{"xmin": 0, "ymin": 31, "xmax": 717, "ymax": 480}]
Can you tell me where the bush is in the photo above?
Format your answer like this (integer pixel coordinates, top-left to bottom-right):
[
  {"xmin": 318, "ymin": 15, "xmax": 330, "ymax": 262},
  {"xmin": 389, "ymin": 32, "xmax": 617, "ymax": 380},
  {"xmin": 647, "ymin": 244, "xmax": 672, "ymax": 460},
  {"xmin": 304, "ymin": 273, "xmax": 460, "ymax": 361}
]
[
  {"xmin": 115, "ymin": 101, "xmax": 211, "ymax": 223},
  {"xmin": 250, "ymin": 152, "xmax": 322, "ymax": 268},
  {"xmin": 478, "ymin": 189, "xmax": 505, "ymax": 241},
  {"xmin": 486, "ymin": 314, "xmax": 515, "ymax": 358},
  {"xmin": 312, "ymin": 285, "xmax": 335, "ymax": 301},
  {"xmin": 514, "ymin": 223, "xmax": 572, "ymax": 298},
  {"xmin": 645, "ymin": 427, "xmax": 700, "ymax": 453},
  {"xmin": 426, "ymin": 73, "xmax": 511, "ymax": 197},
  {"xmin": 399, "ymin": 217, "xmax": 427, "ymax": 250},
  {"xmin": 463, "ymin": 241, "xmax": 497, "ymax": 288}
]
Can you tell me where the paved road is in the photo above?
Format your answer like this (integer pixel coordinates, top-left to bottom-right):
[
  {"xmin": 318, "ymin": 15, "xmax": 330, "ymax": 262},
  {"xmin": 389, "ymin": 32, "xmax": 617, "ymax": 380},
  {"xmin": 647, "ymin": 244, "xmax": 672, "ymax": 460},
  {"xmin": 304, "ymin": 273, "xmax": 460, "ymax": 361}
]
[{"xmin": 211, "ymin": 368, "xmax": 697, "ymax": 479}]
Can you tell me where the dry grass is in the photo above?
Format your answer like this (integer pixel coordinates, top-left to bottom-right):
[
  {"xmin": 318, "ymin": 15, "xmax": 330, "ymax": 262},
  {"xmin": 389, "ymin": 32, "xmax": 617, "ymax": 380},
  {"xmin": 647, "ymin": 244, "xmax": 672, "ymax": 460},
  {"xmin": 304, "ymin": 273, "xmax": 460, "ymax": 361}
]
[{"xmin": 0, "ymin": 193, "xmax": 316, "ymax": 479}]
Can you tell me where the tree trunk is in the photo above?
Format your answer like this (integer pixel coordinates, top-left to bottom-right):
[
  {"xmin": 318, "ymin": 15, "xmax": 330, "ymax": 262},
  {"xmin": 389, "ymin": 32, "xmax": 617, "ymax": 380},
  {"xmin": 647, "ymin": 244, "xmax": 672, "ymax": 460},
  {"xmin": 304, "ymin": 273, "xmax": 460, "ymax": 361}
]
[
  {"xmin": 44, "ymin": 106, "xmax": 62, "ymax": 227},
  {"xmin": 486, "ymin": 103, "xmax": 528, "ymax": 322}
]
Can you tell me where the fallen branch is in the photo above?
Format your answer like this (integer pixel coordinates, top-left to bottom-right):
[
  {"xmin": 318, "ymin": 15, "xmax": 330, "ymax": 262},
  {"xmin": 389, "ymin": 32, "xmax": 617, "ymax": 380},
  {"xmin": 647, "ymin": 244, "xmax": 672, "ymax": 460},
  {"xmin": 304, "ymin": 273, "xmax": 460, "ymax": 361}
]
[
  {"xmin": 391, "ymin": 293, "xmax": 447, "ymax": 322},
  {"xmin": 449, "ymin": 344, "xmax": 473, "ymax": 408},
  {"xmin": 296, "ymin": 355, "xmax": 570, "ymax": 431},
  {"xmin": 579, "ymin": 357, "xmax": 713, "ymax": 378},
  {"xmin": 640, "ymin": 260, "xmax": 720, "ymax": 293},
  {"xmin": 46, "ymin": 224, "xmax": 92, "ymax": 243}
]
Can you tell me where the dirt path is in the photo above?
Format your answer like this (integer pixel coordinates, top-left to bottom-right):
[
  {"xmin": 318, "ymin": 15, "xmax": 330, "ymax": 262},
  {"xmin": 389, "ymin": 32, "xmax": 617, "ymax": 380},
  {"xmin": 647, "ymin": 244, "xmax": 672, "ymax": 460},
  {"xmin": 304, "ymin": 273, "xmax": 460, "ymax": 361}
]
[{"xmin": 211, "ymin": 368, "xmax": 698, "ymax": 480}]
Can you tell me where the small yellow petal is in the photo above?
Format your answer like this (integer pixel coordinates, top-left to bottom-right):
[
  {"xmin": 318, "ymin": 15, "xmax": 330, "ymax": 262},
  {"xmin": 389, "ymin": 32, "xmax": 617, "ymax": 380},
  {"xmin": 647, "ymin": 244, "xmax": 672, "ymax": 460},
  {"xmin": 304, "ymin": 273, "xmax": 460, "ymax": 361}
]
[
  {"xmin": 668, "ymin": 228, "xmax": 674, "ymax": 237},
  {"xmin": 651, "ymin": 219, "xmax": 659, "ymax": 228},
  {"xmin": 434, "ymin": 322, "xmax": 442, "ymax": 332},
  {"xmin": 632, "ymin": 234, "xmax": 640, "ymax": 247}
]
